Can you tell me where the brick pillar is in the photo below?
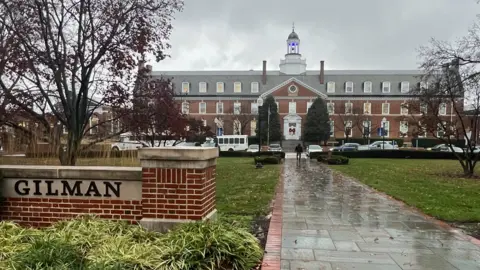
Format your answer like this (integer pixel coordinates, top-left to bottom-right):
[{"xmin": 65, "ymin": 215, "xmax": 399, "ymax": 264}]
[{"xmin": 138, "ymin": 147, "xmax": 218, "ymax": 232}]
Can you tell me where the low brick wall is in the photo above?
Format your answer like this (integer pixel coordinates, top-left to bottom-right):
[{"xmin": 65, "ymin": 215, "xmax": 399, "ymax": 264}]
[{"xmin": 0, "ymin": 147, "xmax": 218, "ymax": 231}]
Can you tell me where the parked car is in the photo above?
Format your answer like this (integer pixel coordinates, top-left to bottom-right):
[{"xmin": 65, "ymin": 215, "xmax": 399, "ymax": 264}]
[
  {"xmin": 329, "ymin": 143, "xmax": 360, "ymax": 152},
  {"xmin": 247, "ymin": 144, "xmax": 260, "ymax": 153},
  {"xmin": 368, "ymin": 141, "xmax": 399, "ymax": 150},
  {"xmin": 306, "ymin": 145, "xmax": 323, "ymax": 157},
  {"xmin": 428, "ymin": 144, "xmax": 463, "ymax": 153},
  {"xmin": 268, "ymin": 144, "xmax": 283, "ymax": 152}
]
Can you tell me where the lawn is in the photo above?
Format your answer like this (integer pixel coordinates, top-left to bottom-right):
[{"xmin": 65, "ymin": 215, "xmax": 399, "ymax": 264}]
[
  {"xmin": 0, "ymin": 156, "xmax": 280, "ymax": 228},
  {"xmin": 331, "ymin": 159, "xmax": 480, "ymax": 222}
]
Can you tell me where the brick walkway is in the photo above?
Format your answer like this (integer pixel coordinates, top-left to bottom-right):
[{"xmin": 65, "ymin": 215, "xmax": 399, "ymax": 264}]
[{"xmin": 274, "ymin": 159, "xmax": 480, "ymax": 270}]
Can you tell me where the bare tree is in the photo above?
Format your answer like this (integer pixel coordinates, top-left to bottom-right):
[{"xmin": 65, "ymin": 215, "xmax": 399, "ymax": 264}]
[
  {"xmin": 335, "ymin": 103, "xmax": 365, "ymax": 142},
  {"xmin": 406, "ymin": 24, "xmax": 480, "ymax": 176},
  {"xmin": 0, "ymin": 0, "xmax": 183, "ymax": 165},
  {"xmin": 224, "ymin": 102, "xmax": 256, "ymax": 135}
]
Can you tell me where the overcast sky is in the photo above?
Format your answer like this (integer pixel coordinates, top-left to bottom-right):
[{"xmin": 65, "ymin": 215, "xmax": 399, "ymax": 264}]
[{"xmin": 151, "ymin": 0, "xmax": 479, "ymax": 71}]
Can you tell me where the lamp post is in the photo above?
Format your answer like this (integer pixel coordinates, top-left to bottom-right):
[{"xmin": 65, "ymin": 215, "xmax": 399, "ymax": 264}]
[
  {"xmin": 381, "ymin": 117, "xmax": 387, "ymax": 149},
  {"xmin": 257, "ymin": 97, "xmax": 264, "ymax": 149}
]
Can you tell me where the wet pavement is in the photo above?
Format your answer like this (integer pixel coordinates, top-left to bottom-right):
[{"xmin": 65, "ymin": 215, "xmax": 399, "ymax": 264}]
[{"xmin": 280, "ymin": 158, "xmax": 480, "ymax": 270}]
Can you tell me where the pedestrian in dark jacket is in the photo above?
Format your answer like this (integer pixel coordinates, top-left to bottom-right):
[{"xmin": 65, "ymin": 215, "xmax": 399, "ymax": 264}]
[{"xmin": 295, "ymin": 144, "xmax": 303, "ymax": 160}]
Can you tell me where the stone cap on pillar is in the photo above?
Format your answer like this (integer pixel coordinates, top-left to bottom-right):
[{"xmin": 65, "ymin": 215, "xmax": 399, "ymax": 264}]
[{"xmin": 138, "ymin": 147, "xmax": 218, "ymax": 169}]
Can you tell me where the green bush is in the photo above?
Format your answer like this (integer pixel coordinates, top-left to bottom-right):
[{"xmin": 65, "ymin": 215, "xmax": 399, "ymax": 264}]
[
  {"xmin": 334, "ymin": 138, "xmax": 404, "ymax": 147},
  {"xmin": 318, "ymin": 155, "xmax": 349, "ymax": 165},
  {"xmin": 310, "ymin": 149, "xmax": 478, "ymax": 160},
  {"xmin": 0, "ymin": 216, "xmax": 263, "ymax": 270},
  {"xmin": 254, "ymin": 155, "xmax": 280, "ymax": 164}
]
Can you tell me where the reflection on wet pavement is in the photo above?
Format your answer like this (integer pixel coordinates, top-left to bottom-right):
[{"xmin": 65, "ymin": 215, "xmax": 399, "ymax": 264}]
[{"xmin": 280, "ymin": 159, "xmax": 480, "ymax": 270}]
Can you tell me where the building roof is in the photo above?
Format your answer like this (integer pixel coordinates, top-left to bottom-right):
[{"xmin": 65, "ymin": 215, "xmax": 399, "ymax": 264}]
[
  {"xmin": 288, "ymin": 31, "xmax": 299, "ymax": 40},
  {"xmin": 151, "ymin": 69, "xmax": 424, "ymax": 97}
]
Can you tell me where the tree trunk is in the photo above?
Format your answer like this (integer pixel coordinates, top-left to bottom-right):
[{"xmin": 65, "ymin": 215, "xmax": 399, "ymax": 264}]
[{"xmin": 59, "ymin": 131, "xmax": 82, "ymax": 166}]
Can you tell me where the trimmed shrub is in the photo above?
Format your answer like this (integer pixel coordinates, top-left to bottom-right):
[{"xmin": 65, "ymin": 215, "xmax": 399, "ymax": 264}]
[
  {"xmin": 219, "ymin": 151, "xmax": 286, "ymax": 159},
  {"xmin": 0, "ymin": 216, "xmax": 263, "ymax": 270},
  {"xmin": 318, "ymin": 155, "xmax": 349, "ymax": 165},
  {"xmin": 254, "ymin": 155, "xmax": 280, "ymax": 164},
  {"xmin": 25, "ymin": 150, "xmax": 138, "ymax": 159},
  {"xmin": 309, "ymin": 149, "xmax": 479, "ymax": 160},
  {"xmin": 411, "ymin": 138, "xmax": 466, "ymax": 148}
]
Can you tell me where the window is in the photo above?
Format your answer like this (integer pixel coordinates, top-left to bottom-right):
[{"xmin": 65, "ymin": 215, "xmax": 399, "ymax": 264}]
[
  {"xmin": 216, "ymin": 102, "xmax": 224, "ymax": 114},
  {"xmin": 345, "ymin": 102, "xmax": 353, "ymax": 114},
  {"xmin": 182, "ymin": 82, "xmax": 190, "ymax": 93},
  {"xmin": 401, "ymin": 103, "xmax": 408, "ymax": 115},
  {"xmin": 382, "ymin": 103, "xmax": 390, "ymax": 115},
  {"xmin": 345, "ymin": 81, "xmax": 353, "ymax": 93},
  {"xmin": 417, "ymin": 121, "xmax": 427, "ymax": 138},
  {"xmin": 327, "ymin": 102, "xmax": 335, "ymax": 114},
  {"xmin": 251, "ymin": 82, "xmax": 259, "ymax": 93},
  {"xmin": 344, "ymin": 121, "xmax": 353, "ymax": 137},
  {"xmin": 363, "ymin": 103, "xmax": 371, "ymax": 115},
  {"xmin": 199, "ymin": 82, "xmax": 207, "ymax": 93},
  {"xmin": 182, "ymin": 101, "xmax": 189, "ymax": 114},
  {"xmin": 234, "ymin": 82, "xmax": 242, "ymax": 93},
  {"xmin": 233, "ymin": 102, "xmax": 241, "ymax": 115},
  {"xmin": 437, "ymin": 121, "xmax": 446, "ymax": 138},
  {"xmin": 202, "ymin": 119, "xmax": 207, "ymax": 127},
  {"xmin": 364, "ymin": 81, "xmax": 372, "ymax": 93},
  {"xmin": 381, "ymin": 120, "xmax": 390, "ymax": 137},
  {"xmin": 251, "ymin": 102, "xmax": 258, "ymax": 114},
  {"xmin": 89, "ymin": 115, "xmax": 98, "ymax": 134},
  {"xmin": 363, "ymin": 120, "xmax": 371, "ymax": 137},
  {"xmin": 250, "ymin": 120, "xmax": 256, "ymax": 136},
  {"xmin": 382, "ymin": 81, "xmax": 391, "ymax": 93},
  {"xmin": 289, "ymin": 101, "xmax": 296, "ymax": 114},
  {"xmin": 400, "ymin": 121, "xmax": 409, "ymax": 135},
  {"xmin": 330, "ymin": 120, "xmax": 334, "ymax": 137},
  {"xmin": 199, "ymin": 102, "xmax": 206, "ymax": 114},
  {"xmin": 111, "ymin": 119, "xmax": 120, "ymax": 134},
  {"xmin": 439, "ymin": 103, "xmax": 447, "ymax": 115},
  {"xmin": 327, "ymin": 81, "xmax": 335, "ymax": 93},
  {"xmin": 216, "ymin": 82, "xmax": 224, "ymax": 93},
  {"xmin": 401, "ymin": 81, "xmax": 410, "ymax": 93},
  {"xmin": 420, "ymin": 81, "xmax": 428, "ymax": 89},
  {"xmin": 233, "ymin": 119, "xmax": 241, "ymax": 135},
  {"xmin": 420, "ymin": 103, "xmax": 427, "ymax": 114},
  {"xmin": 275, "ymin": 101, "xmax": 279, "ymax": 111},
  {"xmin": 306, "ymin": 101, "xmax": 313, "ymax": 113}
]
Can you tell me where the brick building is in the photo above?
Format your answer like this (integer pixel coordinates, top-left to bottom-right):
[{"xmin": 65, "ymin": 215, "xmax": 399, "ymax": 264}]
[{"xmin": 149, "ymin": 28, "xmax": 456, "ymax": 142}]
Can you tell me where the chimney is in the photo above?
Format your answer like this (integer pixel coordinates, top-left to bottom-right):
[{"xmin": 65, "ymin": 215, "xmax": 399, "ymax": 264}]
[
  {"xmin": 320, "ymin": 60, "xmax": 325, "ymax": 84},
  {"xmin": 262, "ymin": 60, "xmax": 267, "ymax": 85}
]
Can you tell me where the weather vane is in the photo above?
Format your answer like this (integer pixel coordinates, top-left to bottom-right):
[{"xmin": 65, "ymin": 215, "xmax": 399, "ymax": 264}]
[{"xmin": 292, "ymin": 22, "xmax": 295, "ymax": 32}]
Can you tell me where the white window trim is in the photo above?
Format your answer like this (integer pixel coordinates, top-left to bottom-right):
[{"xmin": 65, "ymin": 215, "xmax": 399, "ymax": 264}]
[
  {"xmin": 330, "ymin": 120, "xmax": 335, "ymax": 137},
  {"xmin": 401, "ymin": 81, "xmax": 410, "ymax": 93},
  {"xmin": 327, "ymin": 102, "xmax": 335, "ymax": 115},
  {"xmin": 439, "ymin": 103, "xmax": 447, "ymax": 115},
  {"xmin": 344, "ymin": 120, "xmax": 353, "ymax": 137},
  {"xmin": 251, "ymin": 102, "xmax": 258, "ymax": 114},
  {"xmin": 345, "ymin": 81, "xmax": 354, "ymax": 93},
  {"xmin": 251, "ymin": 82, "xmax": 259, "ymax": 93},
  {"xmin": 288, "ymin": 101, "xmax": 297, "ymax": 114},
  {"xmin": 363, "ymin": 81, "xmax": 372, "ymax": 93},
  {"xmin": 233, "ymin": 102, "xmax": 241, "ymax": 115},
  {"xmin": 381, "ymin": 121, "xmax": 390, "ymax": 137},
  {"xmin": 401, "ymin": 103, "xmax": 408, "ymax": 115},
  {"xmin": 216, "ymin": 82, "xmax": 224, "ymax": 93},
  {"xmin": 420, "ymin": 81, "xmax": 428, "ymax": 89},
  {"xmin": 363, "ymin": 120, "xmax": 372, "ymax": 137},
  {"xmin": 400, "ymin": 121, "xmax": 409, "ymax": 136},
  {"xmin": 327, "ymin": 81, "xmax": 336, "ymax": 93},
  {"xmin": 345, "ymin": 102, "xmax": 353, "ymax": 114},
  {"xmin": 382, "ymin": 81, "xmax": 391, "ymax": 93},
  {"xmin": 234, "ymin": 82, "xmax": 242, "ymax": 93},
  {"xmin": 199, "ymin": 82, "xmax": 207, "ymax": 93},
  {"xmin": 382, "ymin": 103, "xmax": 390, "ymax": 115},
  {"xmin": 182, "ymin": 101, "xmax": 189, "ymax": 114},
  {"xmin": 420, "ymin": 103, "xmax": 428, "ymax": 114},
  {"xmin": 363, "ymin": 102, "xmax": 371, "ymax": 115},
  {"xmin": 306, "ymin": 101, "xmax": 313, "ymax": 113},
  {"xmin": 199, "ymin": 102, "xmax": 206, "ymax": 114},
  {"xmin": 216, "ymin": 102, "xmax": 224, "ymax": 114},
  {"xmin": 181, "ymin": 82, "xmax": 190, "ymax": 93}
]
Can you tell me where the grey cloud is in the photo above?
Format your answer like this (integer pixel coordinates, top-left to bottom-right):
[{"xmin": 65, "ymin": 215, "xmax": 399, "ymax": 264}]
[{"xmin": 153, "ymin": 0, "xmax": 479, "ymax": 71}]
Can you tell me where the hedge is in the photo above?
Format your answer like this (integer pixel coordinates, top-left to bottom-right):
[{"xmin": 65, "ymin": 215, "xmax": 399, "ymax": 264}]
[
  {"xmin": 253, "ymin": 155, "xmax": 280, "ymax": 165},
  {"xmin": 411, "ymin": 138, "xmax": 466, "ymax": 148},
  {"xmin": 318, "ymin": 155, "xmax": 349, "ymax": 165},
  {"xmin": 334, "ymin": 138, "xmax": 404, "ymax": 147},
  {"xmin": 309, "ymin": 150, "xmax": 479, "ymax": 160}
]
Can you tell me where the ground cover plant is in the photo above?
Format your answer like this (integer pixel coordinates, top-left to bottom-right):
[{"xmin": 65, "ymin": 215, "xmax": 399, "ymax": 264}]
[{"xmin": 0, "ymin": 216, "xmax": 263, "ymax": 270}]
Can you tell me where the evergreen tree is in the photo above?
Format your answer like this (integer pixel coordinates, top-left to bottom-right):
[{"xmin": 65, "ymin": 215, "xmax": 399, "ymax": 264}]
[
  {"xmin": 303, "ymin": 97, "xmax": 330, "ymax": 144},
  {"xmin": 256, "ymin": 95, "xmax": 282, "ymax": 144}
]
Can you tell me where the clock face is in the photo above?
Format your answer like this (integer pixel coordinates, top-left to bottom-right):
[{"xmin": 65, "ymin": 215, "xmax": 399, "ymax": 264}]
[{"xmin": 288, "ymin": 85, "xmax": 298, "ymax": 93}]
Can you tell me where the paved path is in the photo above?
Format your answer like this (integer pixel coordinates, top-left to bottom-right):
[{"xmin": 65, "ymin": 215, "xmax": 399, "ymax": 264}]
[{"xmin": 280, "ymin": 159, "xmax": 480, "ymax": 270}]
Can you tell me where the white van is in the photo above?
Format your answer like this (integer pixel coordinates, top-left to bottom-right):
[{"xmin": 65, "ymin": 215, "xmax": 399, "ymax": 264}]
[{"xmin": 217, "ymin": 135, "xmax": 249, "ymax": 152}]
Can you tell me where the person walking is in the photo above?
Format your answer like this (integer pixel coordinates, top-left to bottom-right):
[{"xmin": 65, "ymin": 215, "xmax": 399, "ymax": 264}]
[{"xmin": 294, "ymin": 143, "xmax": 303, "ymax": 160}]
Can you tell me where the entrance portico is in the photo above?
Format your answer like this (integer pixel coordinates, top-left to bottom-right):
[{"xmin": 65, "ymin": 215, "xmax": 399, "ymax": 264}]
[{"xmin": 283, "ymin": 114, "xmax": 302, "ymax": 140}]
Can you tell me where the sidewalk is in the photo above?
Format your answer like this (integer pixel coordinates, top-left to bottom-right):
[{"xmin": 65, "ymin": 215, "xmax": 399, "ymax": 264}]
[{"xmin": 277, "ymin": 159, "xmax": 480, "ymax": 270}]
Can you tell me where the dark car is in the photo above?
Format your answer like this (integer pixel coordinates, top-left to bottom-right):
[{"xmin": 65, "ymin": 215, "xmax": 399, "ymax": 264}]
[{"xmin": 330, "ymin": 143, "xmax": 360, "ymax": 152}]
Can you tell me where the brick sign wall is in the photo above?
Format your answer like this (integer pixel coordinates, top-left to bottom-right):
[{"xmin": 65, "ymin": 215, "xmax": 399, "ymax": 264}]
[{"xmin": 0, "ymin": 147, "xmax": 218, "ymax": 231}]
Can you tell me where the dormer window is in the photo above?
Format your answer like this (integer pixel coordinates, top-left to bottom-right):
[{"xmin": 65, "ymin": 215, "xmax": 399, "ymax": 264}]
[
  {"xmin": 182, "ymin": 82, "xmax": 190, "ymax": 93},
  {"xmin": 363, "ymin": 81, "xmax": 372, "ymax": 93},
  {"xmin": 234, "ymin": 82, "xmax": 242, "ymax": 93},
  {"xmin": 327, "ymin": 81, "xmax": 335, "ymax": 93},
  {"xmin": 382, "ymin": 81, "xmax": 391, "ymax": 93},
  {"xmin": 401, "ymin": 81, "xmax": 410, "ymax": 93},
  {"xmin": 345, "ymin": 81, "xmax": 353, "ymax": 93}
]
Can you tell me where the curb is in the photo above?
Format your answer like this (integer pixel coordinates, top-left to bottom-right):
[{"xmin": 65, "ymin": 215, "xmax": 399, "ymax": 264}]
[
  {"xmin": 331, "ymin": 169, "xmax": 480, "ymax": 248},
  {"xmin": 261, "ymin": 166, "xmax": 284, "ymax": 270}
]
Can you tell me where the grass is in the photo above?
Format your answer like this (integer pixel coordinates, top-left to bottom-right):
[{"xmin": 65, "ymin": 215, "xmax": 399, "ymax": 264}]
[
  {"xmin": 331, "ymin": 159, "xmax": 480, "ymax": 222},
  {"xmin": 0, "ymin": 156, "xmax": 280, "ymax": 228}
]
